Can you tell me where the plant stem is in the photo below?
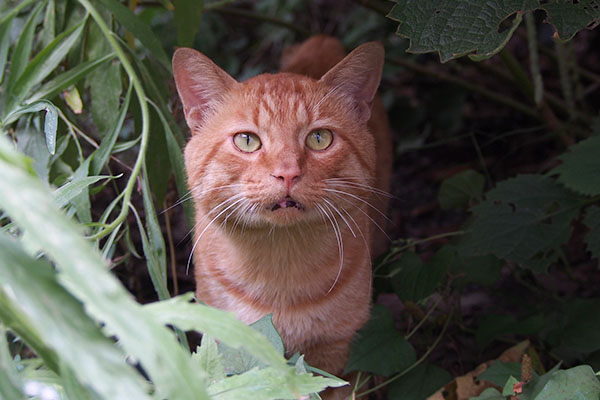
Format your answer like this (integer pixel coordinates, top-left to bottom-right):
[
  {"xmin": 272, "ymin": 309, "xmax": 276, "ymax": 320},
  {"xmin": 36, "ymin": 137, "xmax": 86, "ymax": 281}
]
[
  {"xmin": 355, "ymin": 307, "xmax": 454, "ymax": 398},
  {"xmin": 78, "ymin": 0, "xmax": 150, "ymax": 241},
  {"xmin": 405, "ymin": 295, "xmax": 443, "ymax": 340},
  {"xmin": 525, "ymin": 12, "xmax": 543, "ymax": 105}
]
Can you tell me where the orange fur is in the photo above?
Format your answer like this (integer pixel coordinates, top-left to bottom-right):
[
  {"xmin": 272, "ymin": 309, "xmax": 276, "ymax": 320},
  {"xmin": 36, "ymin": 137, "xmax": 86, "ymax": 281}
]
[{"xmin": 173, "ymin": 36, "xmax": 392, "ymax": 397}]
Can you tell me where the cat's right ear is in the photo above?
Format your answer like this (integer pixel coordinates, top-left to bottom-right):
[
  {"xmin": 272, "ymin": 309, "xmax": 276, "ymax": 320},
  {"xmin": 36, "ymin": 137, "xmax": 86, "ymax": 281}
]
[{"xmin": 172, "ymin": 48, "xmax": 237, "ymax": 132}]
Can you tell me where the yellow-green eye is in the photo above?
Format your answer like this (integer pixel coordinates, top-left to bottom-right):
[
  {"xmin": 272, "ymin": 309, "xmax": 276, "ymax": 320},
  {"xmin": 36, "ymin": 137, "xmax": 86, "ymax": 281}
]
[
  {"xmin": 233, "ymin": 132, "xmax": 261, "ymax": 153},
  {"xmin": 306, "ymin": 129, "xmax": 333, "ymax": 151}
]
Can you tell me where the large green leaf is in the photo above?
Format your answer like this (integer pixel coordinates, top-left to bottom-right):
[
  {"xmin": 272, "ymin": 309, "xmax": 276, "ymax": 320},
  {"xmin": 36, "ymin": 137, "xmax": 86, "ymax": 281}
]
[
  {"xmin": 459, "ymin": 174, "xmax": 581, "ymax": 272},
  {"xmin": 0, "ymin": 233, "xmax": 151, "ymax": 399},
  {"xmin": 345, "ymin": 304, "xmax": 416, "ymax": 376},
  {"xmin": 387, "ymin": 363, "xmax": 451, "ymax": 400},
  {"xmin": 0, "ymin": 136, "xmax": 210, "ymax": 400},
  {"xmin": 478, "ymin": 361, "xmax": 522, "ymax": 387},
  {"xmin": 438, "ymin": 169, "xmax": 485, "ymax": 210},
  {"xmin": 174, "ymin": 0, "xmax": 204, "ymax": 47},
  {"xmin": 541, "ymin": 0, "xmax": 600, "ymax": 41},
  {"xmin": 522, "ymin": 365, "xmax": 600, "ymax": 400},
  {"xmin": 6, "ymin": 100, "xmax": 58, "ymax": 155},
  {"xmin": 390, "ymin": 251, "xmax": 447, "ymax": 302},
  {"xmin": 387, "ymin": 0, "xmax": 539, "ymax": 62},
  {"xmin": 553, "ymin": 135, "xmax": 600, "ymax": 196}
]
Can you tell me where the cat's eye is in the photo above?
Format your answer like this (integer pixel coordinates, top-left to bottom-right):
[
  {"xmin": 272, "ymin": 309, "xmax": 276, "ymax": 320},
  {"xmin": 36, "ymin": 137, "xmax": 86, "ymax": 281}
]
[
  {"xmin": 306, "ymin": 129, "xmax": 333, "ymax": 151},
  {"xmin": 233, "ymin": 132, "xmax": 262, "ymax": 153}
]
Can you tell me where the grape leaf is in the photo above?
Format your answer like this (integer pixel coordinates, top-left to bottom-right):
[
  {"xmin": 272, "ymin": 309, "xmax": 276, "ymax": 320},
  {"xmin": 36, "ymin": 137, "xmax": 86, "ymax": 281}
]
[
  {"xmin": 345, "ymin": 304, "xmax": 416, "ymax": 376},
  {"xmin": 459, "ymin": 174, "xmax": 580, "ymax": 272},
  {"xmin": 541, "ymin": 0, "xmax": 600, "ymax": 41},
  {"xmin": 438, "ymin": 169, "xmax": 485, "ymax": 210},
  {"xmin": 387, "ymin": 0, "xmax": 539, "ymax": 62},
  {"xmin": 553, "ymin": 135, "xmax": 600, "ymax": 196}
]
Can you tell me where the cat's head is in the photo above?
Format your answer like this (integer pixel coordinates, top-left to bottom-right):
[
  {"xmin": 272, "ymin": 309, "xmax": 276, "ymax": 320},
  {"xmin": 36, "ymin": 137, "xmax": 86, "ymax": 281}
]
[{"xmin": 173, "ymin": 41, "xmax": 384, "ymax": 229}]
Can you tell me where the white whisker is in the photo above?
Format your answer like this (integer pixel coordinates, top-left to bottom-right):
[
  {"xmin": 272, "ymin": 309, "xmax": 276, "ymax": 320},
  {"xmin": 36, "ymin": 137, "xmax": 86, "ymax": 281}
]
[
  {"xmin": 316, "ymin": 203, "xmax": 344, "ymax": 295},
  {"xmin": 323, "ymin": 188, "xmax": 392, "ymax": 223}
]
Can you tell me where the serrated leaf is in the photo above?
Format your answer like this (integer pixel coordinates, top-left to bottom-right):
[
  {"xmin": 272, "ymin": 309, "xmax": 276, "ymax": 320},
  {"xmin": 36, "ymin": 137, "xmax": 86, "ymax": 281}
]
[
  {"xmin": 219, "ymin": 314, "xmax": 284, "ymax": 375},
  {"xmin": 478, "ymin": 362, "xmax": 522, "ymax": 387},
  {"xmin": 553, "ymin": 135, "xmax": 600, "ymax": 196},
  {"xmin": 439, "ymin": 169, "xmax": 485, "ymax": 210},
  {"xmin": 346, "ymin": 304, "xmax": 416, "ymax": 376},
  {"xmin": 206, "ymin": 367, "xmax": 345, "ymax": 400},
  {"xmin": 387, "ymin": 363, "xmax": 451, "ymax": 400},
  {"xmin": 442, "ymin": 244, "xmax": 502, "ymax": 288},
  {"xmin": 193, "ymin": 335, "xmax": 225, "ymax": 383},
  {"xmin": 387, "ymin": 0, "xmax": 538, "ymax": 62},
  {"xmin": 459, "ymin": 174, "xmax": 580, "ymax": 272},
  {"xmin": 583, "ymin": 206, "xmax": 600, "ymax": 261},
  {"xmin": 541, "ymin": 1, "xmax": 600, "ymax": 41},
  {"xmin": 390, "ymin": 251, "xmax": 447, "ymax": 302}
]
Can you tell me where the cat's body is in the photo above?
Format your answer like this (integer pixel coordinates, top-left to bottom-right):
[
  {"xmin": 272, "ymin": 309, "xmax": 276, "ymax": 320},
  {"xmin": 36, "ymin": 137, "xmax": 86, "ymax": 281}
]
[{"xmin": 173, "ymin": 35, "xmax": 392, "ymax": 392}]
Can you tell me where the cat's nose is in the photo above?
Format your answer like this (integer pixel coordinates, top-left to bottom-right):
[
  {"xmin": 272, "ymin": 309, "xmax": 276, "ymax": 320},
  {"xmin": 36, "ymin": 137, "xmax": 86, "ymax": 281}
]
[{"xmin": 271, "ymin": 167, "xmax": 301, "ymax": 191}]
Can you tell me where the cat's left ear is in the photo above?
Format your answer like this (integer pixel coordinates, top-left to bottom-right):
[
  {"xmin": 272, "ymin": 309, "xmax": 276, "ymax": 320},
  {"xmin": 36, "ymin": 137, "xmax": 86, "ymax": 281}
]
[
  {"xmin": 319, "ymin": 42, "xmax": 384, "ymax": 123},
  {"xmin": 172, "ymin": 47, "xmax": 238, "ymax": 131}
]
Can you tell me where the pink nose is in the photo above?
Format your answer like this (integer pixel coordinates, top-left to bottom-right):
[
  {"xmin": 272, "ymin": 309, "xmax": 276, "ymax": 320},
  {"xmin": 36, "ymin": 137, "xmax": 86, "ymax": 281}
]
[{"xmin": 271, "ymin": 168, "xmax": 301, "ymax": 191}]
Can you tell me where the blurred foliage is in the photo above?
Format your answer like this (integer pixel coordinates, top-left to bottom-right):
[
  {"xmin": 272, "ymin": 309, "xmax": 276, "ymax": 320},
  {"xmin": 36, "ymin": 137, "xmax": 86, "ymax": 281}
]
[{"xmin": 0, "ymin": 0, "xmax": 599, "ymax": 399}]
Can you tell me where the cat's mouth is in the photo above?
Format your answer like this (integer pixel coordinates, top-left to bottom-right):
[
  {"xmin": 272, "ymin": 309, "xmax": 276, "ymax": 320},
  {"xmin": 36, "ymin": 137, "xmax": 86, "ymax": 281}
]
[{"xmin": 270, "ymin": 196, "xmax": 304, "ymax": 211}]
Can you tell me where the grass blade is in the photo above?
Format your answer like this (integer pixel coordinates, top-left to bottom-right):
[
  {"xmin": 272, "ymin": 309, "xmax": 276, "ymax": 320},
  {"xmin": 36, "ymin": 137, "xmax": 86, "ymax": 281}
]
[
  {"xmin": 0, "ymin": 325, "xmax": 27, "ymax": 400},
  {"xmin": 3, "ymin": 100, "xmax": 58, "ymax": 154},
  {"xmin": 5, "ymin": 19, "xmax": 86, "ymax": 114},
  {"xmin": 27, "ymin": 53, "xmax": 115, "ymax": 104}
]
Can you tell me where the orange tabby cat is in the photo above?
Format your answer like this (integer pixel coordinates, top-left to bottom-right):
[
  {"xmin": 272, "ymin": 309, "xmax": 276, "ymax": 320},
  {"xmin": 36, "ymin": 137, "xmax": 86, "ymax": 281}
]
[{"xmin": 173, "ymin": 35, "xmax": 392, "ymax": 396}]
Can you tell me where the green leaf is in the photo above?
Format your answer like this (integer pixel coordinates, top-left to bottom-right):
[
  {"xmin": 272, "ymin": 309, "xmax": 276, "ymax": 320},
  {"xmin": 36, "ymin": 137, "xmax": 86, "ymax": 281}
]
[
  {"xmin": 459, "ymin": 174, "xmax": 580, "ymax": 272},
  {"xmin": 27, "ymin": 53, "xmax": 115, "ymax": 104},
  {"xmin": 387, "ymin": 0, "xmax": 538, "ymax": 62},
  {"xmin": 548, "ymin": 299, "xmax": 600, "ymax": 358},
  {"xmin": 541, "ymin": 1, "xmax": 600, "ymax": 41},
  {"xmin": 144, "ymin": 294, "xmax": 288, "ymax": 371},
  {"xmin": 5, "ymin": 19, "xmax": 86, "ymax": 114},
  {"xmin": 0, "ymin": 11, "xmax": 14, "ymax": 85},
  {"xmin": 0, "ymin": 233, "xmax": 151, "ymax": 399},
  {"xmin": 90, "ymin": 57, "xmax": 122, "ymax": 136},
  {"xmin": 390, "ymin": 251, "xmax": 447, "ymax": 302},
  {"xmin": 553, "ymin": 135, "xmax": 600, "ymax": 196},
  {"xmin": 219, "ymin": 314, "xmax": 285, "ymax": 375},
  {"xmin": 502, "ymin": 376, "xmax": 521, "ymax": 396},
  {"xmin": 476, "ymin": 314, "xmax": 544, "ymax": 349},
  {"xmin": 91, "ymin": 84, "xmax": 132, "ymax": 175},
  {"xmin": 441, "ymin": 245, "xmax": 502, "ymax": 288},
  {"xmin": 146, "ymin": 106, "xmax": 171, "ymax": 206},
  {"xmin": 206, "ymin": 367, "xmax": 344, "ymax": 400},
  {"xmin": 15, "ymin": 115, "xmax": 51, "ymax": 182},
  {"xmin": 387, "ymin": 363, "xmax": 451, "ymax": 400},
  {"xmin": 193, "ymin": 335, "xmax": 225, "ymax": 383},
  {"xmin": 96, "ymin": 0, "xmax": 171, "ymax": 72},
  {"xmin": 478, "ymin": 362, "xmax": 522, "ymax": 387},
  {"xmin": 5, "ymin": 1, "xmax": 46, "ymax": 93},
  {"xmin": 69, "ymin": 157, "xmax": 93, "ymax": 224},
  {"xmin": 0, "ymin": 326, "xmax": 26, "ymax": 400},
  {"xmin": 6, "ymin": 100, "xmax": 58, "ymax": 155},
  {"xmin": 0, "ymin": 136, "xmax": 210, "ymax": 400},
  {"xmin": 438, "ymin": 169, "xmax": 485, "ymax": 210},
  {"xmin": 583, "ymin": 206, "xmax": 600, "ymax": 261},
  {"xmin": 174, "ymin": 0, "xmax": 204, "ymax": 47},
  {"xmin": 346, "ymin": 304, "xmax": 416, "ymax": 376},
  {"xmin": 54, "ymin": 174, "xmax": 113, "ymax": 209},
  {"xmin": 522, "ymin": 364, "xmax": 600, "ymax": 400}
]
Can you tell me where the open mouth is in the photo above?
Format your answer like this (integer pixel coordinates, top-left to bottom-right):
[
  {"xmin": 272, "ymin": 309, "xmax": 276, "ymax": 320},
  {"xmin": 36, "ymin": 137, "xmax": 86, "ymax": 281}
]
[{"xmin": 270, "ymin": 196, "xmax": 303, "ymax": 211}]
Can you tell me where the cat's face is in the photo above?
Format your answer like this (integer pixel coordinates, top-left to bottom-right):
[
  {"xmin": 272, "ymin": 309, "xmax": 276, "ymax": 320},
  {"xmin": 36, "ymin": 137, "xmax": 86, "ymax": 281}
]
[{"xmin": 174, "ymin": 43, "xmax": 384, "ymax": 229}]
